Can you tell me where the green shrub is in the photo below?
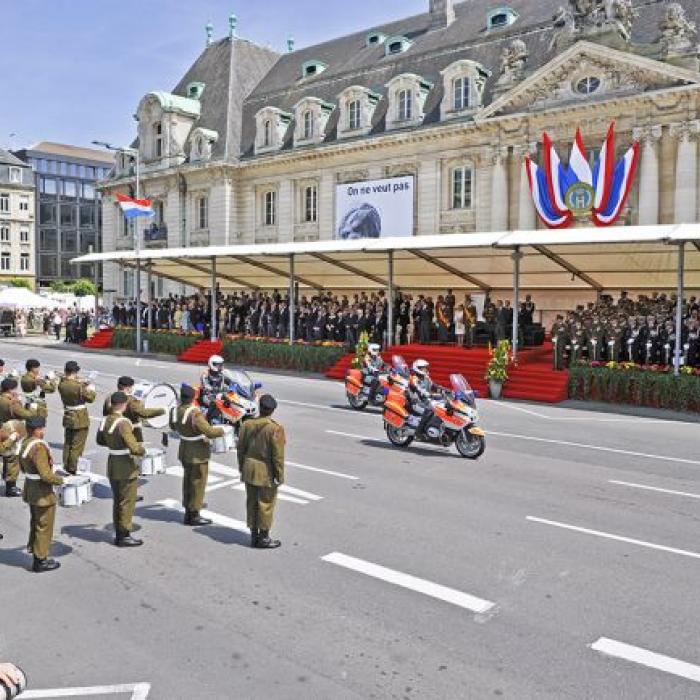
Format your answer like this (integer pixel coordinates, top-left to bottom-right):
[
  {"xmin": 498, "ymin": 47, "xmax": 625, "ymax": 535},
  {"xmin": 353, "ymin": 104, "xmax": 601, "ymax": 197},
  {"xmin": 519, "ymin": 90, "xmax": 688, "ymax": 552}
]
[
  {"xmin": 112, "ymin": 329, "xmax": 199, "ymax": 355},
  {"xmin": 223, "ymin": 339, "xmax": 345, "ymax": 373}
]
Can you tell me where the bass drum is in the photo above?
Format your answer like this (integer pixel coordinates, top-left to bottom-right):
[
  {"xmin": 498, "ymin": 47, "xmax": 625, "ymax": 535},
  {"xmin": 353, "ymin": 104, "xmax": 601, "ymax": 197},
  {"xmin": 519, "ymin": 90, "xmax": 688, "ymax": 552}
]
[{"xmin": 142, "ymin": 383, "xmax": 178, "ymax": 429}]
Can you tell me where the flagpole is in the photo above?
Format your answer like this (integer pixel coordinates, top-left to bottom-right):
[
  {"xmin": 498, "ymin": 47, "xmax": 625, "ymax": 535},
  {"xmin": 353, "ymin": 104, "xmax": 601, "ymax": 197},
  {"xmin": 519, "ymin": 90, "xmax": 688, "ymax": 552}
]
[{"xmin": 134, "ymin": 151, "xmax": 142, "ymax": 355}]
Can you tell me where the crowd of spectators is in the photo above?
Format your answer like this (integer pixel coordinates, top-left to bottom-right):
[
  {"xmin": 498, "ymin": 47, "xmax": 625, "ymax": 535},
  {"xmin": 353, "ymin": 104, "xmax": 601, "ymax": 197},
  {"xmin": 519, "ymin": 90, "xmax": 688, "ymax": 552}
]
[{"xmin": 551, "ymin": 291, "xmax": 700, "ymax": 368}]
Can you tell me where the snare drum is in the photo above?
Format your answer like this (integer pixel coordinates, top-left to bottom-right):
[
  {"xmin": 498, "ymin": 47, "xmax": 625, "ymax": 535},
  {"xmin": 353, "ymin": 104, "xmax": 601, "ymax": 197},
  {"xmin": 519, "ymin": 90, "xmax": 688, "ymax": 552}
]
[
  {"xmin": 212, "ymin": 425, "xmax": 235, "ymax": 454},
  {"xmin": 59, "ymin": 475, "xmax": 92, "ymax": 507},
  {"xmin": 138, "ymin": 447, "xmax": 166, "ymax": 476},
  {"xmin": 77, "ymin": 456, "xmax": 92, "ymax": 474}
]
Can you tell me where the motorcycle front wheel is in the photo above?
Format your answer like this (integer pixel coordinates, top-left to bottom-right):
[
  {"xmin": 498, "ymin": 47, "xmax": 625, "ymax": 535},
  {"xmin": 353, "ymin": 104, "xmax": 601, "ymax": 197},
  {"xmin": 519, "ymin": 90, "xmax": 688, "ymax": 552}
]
[
  {"xmin": 385, "ymin": 423, "xmax": 414, "ymax": 448},
  {"xmin": 347, "ymin": 392, "xmax": 369, "ymax": 411},
  {"xmin": 455, "ymin": 430, "xmax": 485, "ymax": 459}
]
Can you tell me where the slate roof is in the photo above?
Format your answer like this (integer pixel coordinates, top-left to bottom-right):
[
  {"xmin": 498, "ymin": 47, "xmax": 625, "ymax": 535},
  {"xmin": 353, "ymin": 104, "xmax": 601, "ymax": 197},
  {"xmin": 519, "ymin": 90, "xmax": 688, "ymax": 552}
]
[
  {"xmin": 0, "ymin": 148, "xmax": 29, "ymax": 167},
  {"xmin": 163, "ymin": 0, "xmax": 700, "ymax": 161}
]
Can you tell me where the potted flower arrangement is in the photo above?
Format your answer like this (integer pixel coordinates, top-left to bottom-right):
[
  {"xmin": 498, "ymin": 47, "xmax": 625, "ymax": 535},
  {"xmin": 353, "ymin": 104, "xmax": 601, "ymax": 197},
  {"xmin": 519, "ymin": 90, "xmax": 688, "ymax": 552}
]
[{"xmin": 485, "ymin": 340, "xmax": 511, "ymax": 399}]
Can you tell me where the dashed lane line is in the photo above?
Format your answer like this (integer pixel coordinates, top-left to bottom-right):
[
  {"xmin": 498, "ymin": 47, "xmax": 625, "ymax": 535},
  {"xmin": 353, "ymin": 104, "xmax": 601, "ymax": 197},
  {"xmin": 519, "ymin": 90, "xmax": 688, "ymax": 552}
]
[
  {"xmin": 22, "ymin": 682, "xmax": 151, "ymax": 699},
  {"xmin": 590, "ymin": 638, "xmax": 700, "ymax": 684},
  {"xmin": 321, "ymin": 552, "xmax": 495, "ymax": 614},
  {"xmin": 527, "ymin": 516, "xmax": 700, "ymax": 560},
  {"xmin": 286, "ymin": 460, "xmax": 358, "ymax": 480},
  {"xmin": 609, "ymin": 480, "xmax": 700, "ymax": 500}
]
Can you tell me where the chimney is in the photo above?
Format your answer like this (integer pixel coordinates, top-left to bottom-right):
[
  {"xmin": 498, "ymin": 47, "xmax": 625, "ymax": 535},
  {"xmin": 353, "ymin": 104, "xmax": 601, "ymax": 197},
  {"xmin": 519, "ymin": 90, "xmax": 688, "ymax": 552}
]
[{"xmin": 429, "ymin": 0, "xmax": 455, "ymax": 29}]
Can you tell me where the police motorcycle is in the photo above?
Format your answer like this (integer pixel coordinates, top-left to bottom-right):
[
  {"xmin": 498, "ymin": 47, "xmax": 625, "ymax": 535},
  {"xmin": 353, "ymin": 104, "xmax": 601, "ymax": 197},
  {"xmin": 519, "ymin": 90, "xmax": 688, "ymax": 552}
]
[
  {"xmin": 345, "ymin": 346, "xmax": 408, "ymax": 411},
  {"xmin": 196, "ymin": 356, "xmax": 262, "ymax": 432},
  {"xmin": 383, "ymin": 373, "xmax": 486, "ymax": 459}
]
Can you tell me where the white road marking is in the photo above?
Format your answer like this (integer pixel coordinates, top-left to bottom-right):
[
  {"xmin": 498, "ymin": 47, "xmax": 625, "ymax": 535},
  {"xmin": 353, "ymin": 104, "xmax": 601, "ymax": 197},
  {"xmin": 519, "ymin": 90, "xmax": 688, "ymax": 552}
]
[
  {"xmin": 158, "ymin": 498, "xmax": 248, "ymax": 532},
  {"xmin": 276, "ymin": 484, "xmax": 323, "ymax": 501},
  {"xmin": 490, "ymin": 431, "xmax": 700, "ymax": 467},
  {"xmin": 527, "ymin": 516, "xmax": 700, "ymax": 560},
  {"xmin": 326, "ymin": 429, "xmax": 383, "ymax": 443},
  {"xmin": 206, "ymin": 477, "xmax": 241, "ymax": 492},
  {"xmin": 230, "ymin": 483, "xmax": 309, "ymax": 504},
  {"xmin": 321, "ymin": 552, "xmax": 495, "ymax": 614},
  {"xmin": 22, "ymin": 682, "xmax": 150, "ymax": 698},
  {"xmin": 209, "ymin": 461, "xmax": 239, "ymax": 477},
  {"xmin": 493, "ymin": 402, "xmax": 637, "ymax": 423},
  {"xmin": 590, "ymin": 637, "xmax": 700, "ymax": 683},
  {"xmin": 286, "ymin": 460, "xmax": 358, "ymax": 480},
  {"xmin": 279, "ymin": 398, "xmax": 376, "ymax": 416},
  {"xmin": 609, "ymin": 480, "xmax": 700, "ymax": 500}
]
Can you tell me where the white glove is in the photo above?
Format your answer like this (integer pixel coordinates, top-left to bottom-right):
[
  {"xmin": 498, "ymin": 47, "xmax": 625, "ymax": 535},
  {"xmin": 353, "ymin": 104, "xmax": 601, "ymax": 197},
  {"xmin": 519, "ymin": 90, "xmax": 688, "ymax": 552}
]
[
  {"xmin": 86, "ymin": 384, "xmax": 96, "ymax": 394},
  {"xmin": 9, "ymin": 431, "xmax": 18, "ymax": 442},
  {"xmin": 29, "ymin": 403, "xmax": 38, "ymax": 411}
]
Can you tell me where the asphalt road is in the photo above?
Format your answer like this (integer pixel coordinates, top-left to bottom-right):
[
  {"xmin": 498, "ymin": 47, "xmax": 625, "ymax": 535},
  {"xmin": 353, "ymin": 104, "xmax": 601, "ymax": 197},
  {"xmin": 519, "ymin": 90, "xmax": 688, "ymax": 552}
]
[{"xmin": 1, "ymin": 344, "xmax": 700, "ymax": 699}]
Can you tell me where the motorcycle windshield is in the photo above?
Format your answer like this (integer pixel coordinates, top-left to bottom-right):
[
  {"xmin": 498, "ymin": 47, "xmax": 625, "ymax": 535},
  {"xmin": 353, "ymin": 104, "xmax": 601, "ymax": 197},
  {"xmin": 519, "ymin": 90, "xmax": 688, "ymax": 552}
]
[
  {"xmin": 223, "ymin": 369, "xmax": 254, "ymax": 399},
  {"xmin": 392, "ymin": 355, "xmax": 409, "ymax": 377},
  {"xmin": 450, "ymin": 374, "xmax": 476, "ymax": 405}
]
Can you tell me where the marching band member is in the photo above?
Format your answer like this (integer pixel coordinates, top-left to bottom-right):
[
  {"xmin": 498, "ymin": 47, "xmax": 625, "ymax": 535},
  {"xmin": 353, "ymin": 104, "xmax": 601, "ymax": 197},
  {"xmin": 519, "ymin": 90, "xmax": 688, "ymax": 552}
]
[
  {"xmin": 58, "ymin": 361, "xmax": 96, "ymax": 475},
  {"xmin": 103, "ymin": 376, "xmax": 166, "ymax": 444},
  {"xmin": 96, "ymin": 392, "xmax": 146, "ymax": 547},
  {"xmin": 21, "ymin": 359, "xmax": 57, "ymax": 419},
  {"xmin": 20, "ymin": 415, "xmax": 64, "ymax": 573},
  {"xmin": 0, "ymin": 377, "xmax": 38, "ymax": 497},
  {"xmin": 170, "ymin": 385, "xmax": 224, "ymax": 527}
]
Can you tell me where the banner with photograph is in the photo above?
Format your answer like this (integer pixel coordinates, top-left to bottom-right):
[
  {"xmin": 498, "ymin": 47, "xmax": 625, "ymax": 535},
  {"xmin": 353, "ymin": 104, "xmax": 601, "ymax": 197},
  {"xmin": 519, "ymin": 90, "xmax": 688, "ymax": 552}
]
[{"xmin": 335, "ymin": 176, "xmax": 414, "ymax": 240}]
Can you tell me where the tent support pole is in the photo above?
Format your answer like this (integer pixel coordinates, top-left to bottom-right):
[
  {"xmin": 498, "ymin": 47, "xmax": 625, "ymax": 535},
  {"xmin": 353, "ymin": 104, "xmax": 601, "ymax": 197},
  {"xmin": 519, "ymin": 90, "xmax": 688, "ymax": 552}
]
[
  {"xmin": 210, "ymin": 257, "xmax": 217, "ymax": 342},
  {"xmin": 674, "ymin": 242, "xmax": 685, "ymax": 377},
  {"xmin": 289, "ymin": 254, "xmax": 295, "ymax": 346},
  {"xmin": 146, "ymin": 265, "xmax": 152, "ymax": 336},
  {"xmin": 512, "ymin": 247, "xmax": 523, "ymax": 363},
  {"xmin": 387, "ymin": 251, "xmax": 394, "ymax": 349}
]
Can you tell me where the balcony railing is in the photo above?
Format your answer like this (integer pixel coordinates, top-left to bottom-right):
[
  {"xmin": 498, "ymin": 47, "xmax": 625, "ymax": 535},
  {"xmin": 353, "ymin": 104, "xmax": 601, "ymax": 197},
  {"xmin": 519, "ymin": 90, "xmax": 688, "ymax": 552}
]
[{"xmin": 144, "ymin": 223, "xmax": 168, "ymax": 247}]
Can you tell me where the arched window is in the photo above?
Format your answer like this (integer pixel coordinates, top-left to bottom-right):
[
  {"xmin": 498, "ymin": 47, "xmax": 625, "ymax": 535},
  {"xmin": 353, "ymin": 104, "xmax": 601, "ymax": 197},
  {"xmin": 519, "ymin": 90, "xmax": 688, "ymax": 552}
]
[
  {"xmin": 348, "ymin": 100, "xmax": 361, "ymax": 130},
  {"xmin": 398, "ymin": 89, "xmax": 412, "ymax": 121},
  {"xmin": 303, "ymin": 110, "xmax": 313, "ymax": 139},
  {"xmin": 453, "ymin": 77, "xmax": 470, "ymax": 111},
  {"xmin": 263, "ymin": 119, "xmax": 272, "ymax": 147},
  {"xmin": 196, "ymin": 137, "xmax": 204, "ymax": 156},
  {"xmin": 153, "ymin": 122, "xmax": 163, "ymax": 158}
]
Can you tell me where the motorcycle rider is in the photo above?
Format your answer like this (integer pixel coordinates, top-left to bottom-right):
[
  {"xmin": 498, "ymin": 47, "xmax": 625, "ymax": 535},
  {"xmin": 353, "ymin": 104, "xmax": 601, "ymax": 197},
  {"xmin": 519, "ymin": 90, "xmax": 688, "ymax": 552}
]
[
  {"xmin": 407, "ymin": 359, "xmax": 442, "ymax": 439},
  {"xmin": 362, "ymin": 343, "xmax": 385, "ymax": 400},
  {"xmin": 199, "ymin": 355, "xmax": 230, "ymax": 423}
]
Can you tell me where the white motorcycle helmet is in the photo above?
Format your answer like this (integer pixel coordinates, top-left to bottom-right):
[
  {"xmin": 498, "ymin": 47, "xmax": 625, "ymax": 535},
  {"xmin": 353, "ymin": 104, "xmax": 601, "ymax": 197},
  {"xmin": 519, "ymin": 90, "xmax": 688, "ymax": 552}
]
[
  {"xmin": 368, "ymin": 343, "xmax": 381, "ymax": 357},
  {"xmin": 412, "ymin": 359, "xmax": 430, "ymax": 378},
  {"xmin": 208, "ymin": 355, "xmax": 224, "ymax": 373}
]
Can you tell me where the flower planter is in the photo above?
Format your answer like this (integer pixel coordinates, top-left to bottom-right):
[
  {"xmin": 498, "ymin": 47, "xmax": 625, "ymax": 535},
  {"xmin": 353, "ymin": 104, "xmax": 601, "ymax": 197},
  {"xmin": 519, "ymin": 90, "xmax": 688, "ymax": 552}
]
[{"xmin": 489, "ymin": 379, "xmax": 504, "ymax": 400}]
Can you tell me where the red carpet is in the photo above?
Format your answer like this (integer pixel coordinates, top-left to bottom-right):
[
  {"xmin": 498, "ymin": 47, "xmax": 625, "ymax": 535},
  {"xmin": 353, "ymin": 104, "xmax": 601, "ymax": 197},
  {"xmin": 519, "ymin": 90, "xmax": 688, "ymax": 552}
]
[
  {"xmin": 81, "ymin": 328, "xmax": 114, "ymax": 349},
  {"xmin": 326, "ymin": 342, "xmax": 569, "ymax": 404},
  {"xmin": 177, "ymin": 339, "xmax": 223, "ymax": 364}
]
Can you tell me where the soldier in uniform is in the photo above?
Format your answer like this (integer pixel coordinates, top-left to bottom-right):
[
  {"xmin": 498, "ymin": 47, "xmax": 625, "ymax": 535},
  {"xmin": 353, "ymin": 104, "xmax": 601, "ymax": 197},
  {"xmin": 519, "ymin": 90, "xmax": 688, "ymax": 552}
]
[
  {"xmin": 169, "ymin": 385, "xmax": 224, "ymax": 526},
  {"xmin": 21, "ymin": 359, "xmax": 57, "ymax": 419},
  {"xmin": 237, "ymin": 394, "xmax": 285, "ymax": 549},
  {"xmin": 587, "ymin": 317, "xmax": 605, "ymax": 363},
  {"xmin": 103, "ymin": 376, "xmax": 166, "ymax": 444},
  {"xmin": 0, "ymin": 377, "xmax": 38, "ymax": 497},
  {"xmin": 20, "ymin": 415, "xmax": 63, "ymax": 573},
  {"xmin": 58, "ymin": 361, "xmax": 96, "ymax": 475},
  {"xmin": 96, "ymin": 392, "xmax": 146, "ymax": 547},
  {"xmin": 550, "ymin": 315, "xmax": 569, "ymax": 370}
]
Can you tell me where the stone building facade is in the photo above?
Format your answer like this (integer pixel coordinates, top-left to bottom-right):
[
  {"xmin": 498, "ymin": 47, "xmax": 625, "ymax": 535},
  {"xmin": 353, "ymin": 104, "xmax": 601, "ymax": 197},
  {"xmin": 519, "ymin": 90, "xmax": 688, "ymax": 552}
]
[
  {"xmin": 99, "ymin": 0, "xmax": 700, "ymax": 301},
  {"xmin": 0, "ymin": 149, "xmax": 36, "ymax": 287}
]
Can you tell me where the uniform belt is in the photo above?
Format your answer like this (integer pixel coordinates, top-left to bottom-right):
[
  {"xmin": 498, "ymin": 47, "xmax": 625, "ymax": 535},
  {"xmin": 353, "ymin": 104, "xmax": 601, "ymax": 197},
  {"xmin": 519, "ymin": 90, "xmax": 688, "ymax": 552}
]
[
  {"xmin": 132, "ymin": 421, "xmax": 142, "ymax": 427},
  {"xmin": 180, "ymin": 435, "xmax": 206, "ymax": 442},
  {"xmin": 64, "ymin": 404, "xmax": 86, "ymax": 411},
  {"xmin": 24, "ymin": 473, "xmax": 40, "ymax": 481},
  {"xmin": 109, "ymin": 449, "xmax": 130, "ymax": 456}
]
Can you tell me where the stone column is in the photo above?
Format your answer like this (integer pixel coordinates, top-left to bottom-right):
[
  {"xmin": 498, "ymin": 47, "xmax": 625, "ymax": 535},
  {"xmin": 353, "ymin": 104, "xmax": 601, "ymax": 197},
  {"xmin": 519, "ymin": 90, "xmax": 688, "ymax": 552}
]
[
  {"xmin": 515, "ymin": 143, "xmax": 537, "ymax": 230},
  {"xmin": 671, "ymin": 120, "xmax": 700, "ymax": 223},
  {"xmin": 490, "ymin": 146, "xmax": 509, "ymax": 231},
  {"xmin": 633, "ymin": 125, "xmax": 662, "ymax": 226}
]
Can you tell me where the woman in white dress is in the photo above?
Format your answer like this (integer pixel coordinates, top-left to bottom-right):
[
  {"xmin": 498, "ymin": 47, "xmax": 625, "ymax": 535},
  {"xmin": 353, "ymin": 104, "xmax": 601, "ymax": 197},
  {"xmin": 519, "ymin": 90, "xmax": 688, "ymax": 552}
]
[{"xmin": 454, "ymin": 303, "xmax": 466, "ymax": 347}]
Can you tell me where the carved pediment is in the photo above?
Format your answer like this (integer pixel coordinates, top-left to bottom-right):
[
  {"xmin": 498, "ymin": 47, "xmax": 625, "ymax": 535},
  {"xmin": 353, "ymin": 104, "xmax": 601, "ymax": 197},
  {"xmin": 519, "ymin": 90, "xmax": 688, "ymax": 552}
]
[{"xmin": 479, "ymin": 41, "xmax": 700, "ymax": 119}]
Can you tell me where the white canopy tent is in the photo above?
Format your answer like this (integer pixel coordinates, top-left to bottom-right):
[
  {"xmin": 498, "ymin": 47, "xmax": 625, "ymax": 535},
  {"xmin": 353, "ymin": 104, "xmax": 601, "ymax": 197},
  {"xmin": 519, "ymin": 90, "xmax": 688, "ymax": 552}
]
[
  {"xmin": 72, "ymin": 223, "xmax": 700, "ymax": 372},
  {"xmin": 0, "ymin": 287, "xmax": 54, "ymax": 309}
]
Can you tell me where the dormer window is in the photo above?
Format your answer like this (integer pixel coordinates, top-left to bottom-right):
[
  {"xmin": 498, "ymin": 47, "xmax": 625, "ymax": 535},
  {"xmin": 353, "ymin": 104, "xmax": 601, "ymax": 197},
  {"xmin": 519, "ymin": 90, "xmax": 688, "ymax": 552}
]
[
  {"xmin": 384, "ymin": 35, "xmax": 412, "ymax": 56},
  {"xmin": 186, "ymin": 82, "xmax": 205, "ymax": 100},
  {"xmin": 293, "ymin": 96, "xmax": 334, "ymax": 146},
  {"xmin": 348, "ymin": 100, "xmax": 361, "ymax": 130},
  {"xmin": 398, "ymin": 90, "xmax": 412, "ymax": 121},
  {"xmin": 487, "ymin": 7, "xmax": 518, "ymax": 31},
  {"xmin": 303, "ymin": 110, "xmax": 313, "ymax": 139},
  {"xmin": 385, "ymin": 73, "xmax": 432, "ymax": 130},
  {"xmin": 188, "ymin": 127, "xmax": 219, "ymax": 162},
  {"xmin": 366, "ymin": 32, "xmax": 386, "ymax": 47},
  {"xmin": 255, "ymin": 107, "xmax": 292, "ymax": 154},
  {"xmin": 440, "ymin": 59, "xmax": 490, "ymax": 121},
  {"xmin": 301, "ymin": 60, "xmax": 327, "ymax": 79},
  {"xmin": 153, "ymin": 122, "xmax": 163, "ymax": 158},
  {"xmin": 337, "ymin": 86, "xmax": 380, "ymax": 139},
  {"xmin": 263, "ymin": 119, "xmax": 272, "ymax": 147}
]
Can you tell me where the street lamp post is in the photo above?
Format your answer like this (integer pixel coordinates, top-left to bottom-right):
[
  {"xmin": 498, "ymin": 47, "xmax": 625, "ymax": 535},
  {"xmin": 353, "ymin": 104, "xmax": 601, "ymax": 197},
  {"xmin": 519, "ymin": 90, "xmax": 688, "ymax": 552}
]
[{"xmin": 92, "ymin": 141, "xmax": 142, "ymax": 354}]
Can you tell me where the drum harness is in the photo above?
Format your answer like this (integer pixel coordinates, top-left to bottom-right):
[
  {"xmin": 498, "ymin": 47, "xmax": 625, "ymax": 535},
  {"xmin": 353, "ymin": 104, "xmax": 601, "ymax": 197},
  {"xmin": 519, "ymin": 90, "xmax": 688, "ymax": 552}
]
[
  {"xmin": 178, "ymin": 406, "xmax": 207, "ymax": 442},
  {"xmin": 21, "ymin": 439, "xmax": 50, "ymax": 480},
  {"xmin": 99, "ymin": 415, "xmax": 133, "ymax": 456}
]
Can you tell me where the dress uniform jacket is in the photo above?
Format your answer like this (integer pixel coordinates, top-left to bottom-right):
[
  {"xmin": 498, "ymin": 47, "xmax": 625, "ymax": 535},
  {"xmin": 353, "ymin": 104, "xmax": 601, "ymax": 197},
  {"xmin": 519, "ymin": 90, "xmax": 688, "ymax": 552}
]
[
  {"xmin": 170, "ymin": 404, "xmax": 224, "ymax": 465},
  {"xmin": 21, "ymin": 373, "xmax": 57, "ymax": 419},
  {"xmin": 58, "ymin": 378, "xmax": 96, "ymax": 431},
  {"xmin": 103, "ymin": 396, "xmax": 164, "ymax": 444},
  {"xmin": 0, "ymin": 394, "xmax": 37, "ymax": 485},
  {"xmin": 237, "ymin": 417, "xmax": 285, "ymax": 488},
  {"xmin": 20, "ymin": 435, "xmax": 63, "ymax": 561}
]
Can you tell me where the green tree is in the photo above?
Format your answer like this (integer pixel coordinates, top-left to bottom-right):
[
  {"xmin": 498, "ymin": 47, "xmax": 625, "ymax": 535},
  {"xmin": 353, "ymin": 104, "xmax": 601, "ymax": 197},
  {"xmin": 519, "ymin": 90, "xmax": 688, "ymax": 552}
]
[
  {"xmin": 50, "ymin": 280, "xmax": 69, "ymax": 293},
  {"xmin": 9, "ymin": 278, "xmax": 32, "ymax": 289},
  {"xmin": 71, "ymin": 279, "xmax": 97, "ymax": 297}
]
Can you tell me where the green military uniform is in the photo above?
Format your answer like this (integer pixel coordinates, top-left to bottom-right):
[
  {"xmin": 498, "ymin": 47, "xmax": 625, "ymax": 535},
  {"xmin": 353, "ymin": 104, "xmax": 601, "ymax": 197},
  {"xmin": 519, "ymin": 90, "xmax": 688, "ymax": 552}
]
[
  {"xmin": 0, "ymin": 393, "xmax": 37, "ymax": 490},
  {"xmin": 170, "ymin": 403, "xmax": 223, "ymax": 517},
  {"xmin": 20, "ymin": 435, "xmax": 63, "ymax": 560},
  {"xmin": 570, "ymin": 326, "xmax": 587, "ymax": 365},
  {"xmin": 97, "ymin": 412, "xmax": 145, "ymax": 540},
  {"xmin": 551, "ymin": 321, "xmax": 570, "ymax": 370},
  {"xmin": 58, "ymin": 377, "xmax": 96, "ymax": 475},
  {"xmin": 237, "ymin": 417, "xmax": 286, "ymax": 535},
  {"xmin": 103, "ymin": 395, "xmax": 165, "ymax": 444},
  {"xmin": 21, "ymin": 372, "xmax": 57, "ymax": 419},
  {"xmin": 587, "ymin": 324, "xmax": 605, "ymax": 363}
]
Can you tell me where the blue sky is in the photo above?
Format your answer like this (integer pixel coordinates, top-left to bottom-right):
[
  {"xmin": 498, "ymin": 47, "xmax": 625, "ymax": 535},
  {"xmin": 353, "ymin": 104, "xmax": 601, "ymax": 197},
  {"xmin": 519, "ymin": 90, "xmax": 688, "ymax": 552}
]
[{"xmin": 0, "ymin": 0, "xmax": 427, "ymax": 152}]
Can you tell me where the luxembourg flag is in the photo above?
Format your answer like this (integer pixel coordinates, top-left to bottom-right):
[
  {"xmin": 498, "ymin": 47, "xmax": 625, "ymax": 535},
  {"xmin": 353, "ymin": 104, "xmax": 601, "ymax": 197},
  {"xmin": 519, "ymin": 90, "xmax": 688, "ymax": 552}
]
[{"xmin": 116, "ymin": 193, "xmax": 154, "ymax": 219}]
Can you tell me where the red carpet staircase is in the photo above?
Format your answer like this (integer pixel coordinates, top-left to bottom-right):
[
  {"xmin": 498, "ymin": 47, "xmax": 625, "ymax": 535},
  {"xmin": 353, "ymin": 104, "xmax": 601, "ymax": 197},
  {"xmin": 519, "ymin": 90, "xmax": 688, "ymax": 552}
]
[
  {"xmin": 177, "ymin": 339, "xmax": 223, "ymax": 364},
  {"xmin": 326, "ymin": 342, "xmax": 569, "ymax": 404},
  {"xmin": 81, "ymin": 328, "xmax": 114, "ymax": 349}
]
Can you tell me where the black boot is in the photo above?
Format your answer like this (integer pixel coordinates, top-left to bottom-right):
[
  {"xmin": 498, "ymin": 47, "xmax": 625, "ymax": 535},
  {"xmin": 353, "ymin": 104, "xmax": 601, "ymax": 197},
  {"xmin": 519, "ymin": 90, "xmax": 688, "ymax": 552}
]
[
  {"xmin": 255, "ymin": 530, "xmax": 281, "ymax": 549},
  {"xmin": 5, "ymin": 482, "xmax": 21, "ymax": 497},
  {"xmin": 115, "ymin": 534, "xmax": 143, "ymax": 547},
  {"xmin": 184, "ymin": 511, "xmax": 212, "ymax": 527},
  {"xmin": 33, "ymin": 557, "xmax": 60, "ymax": 573},
  {"xmin": 250, "ymin": 529, "xmax": 259, "ymax": 548}
]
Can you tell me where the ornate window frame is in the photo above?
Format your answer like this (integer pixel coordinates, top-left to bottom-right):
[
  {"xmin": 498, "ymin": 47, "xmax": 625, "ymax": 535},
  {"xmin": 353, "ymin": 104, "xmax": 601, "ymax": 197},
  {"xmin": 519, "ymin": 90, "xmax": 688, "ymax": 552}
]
[
  {"xmin": 440, "ymin": 59, "xmax": 490, "ymax": 121},
  {"xmin": 255, "ymin": 106, "xmax": 293, "ymax": 155},
  {"xmin": 188, "ymin": 127, "xmax": 219, "ymax": 163},
  {"xmin": 385, "ymin": 73, "xmax": 433, "ymax": 130},
  {"xmin": 337, "ymin": 85, "xmax": 380, "ymax": 139},
  {"xmin": 293, "ymin": 96, "xmax": 334, "ymax": 146}
]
